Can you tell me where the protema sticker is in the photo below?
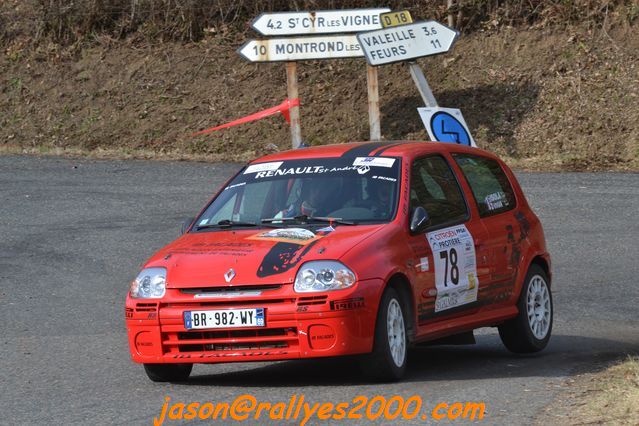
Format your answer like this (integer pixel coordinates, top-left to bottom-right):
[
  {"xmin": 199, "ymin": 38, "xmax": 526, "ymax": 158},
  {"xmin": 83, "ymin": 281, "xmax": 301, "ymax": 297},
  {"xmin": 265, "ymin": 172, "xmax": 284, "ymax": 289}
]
[
  {"xmin": 330, "ymin": 297, "xmax": 365, "ymax": 311},
  {"xmin": 427, "ymin": 225, "xmax": 478, "ymax": 312},
  {"xmin": 353, "ymin": 157, "xmax": 396, "ymax": 168}
]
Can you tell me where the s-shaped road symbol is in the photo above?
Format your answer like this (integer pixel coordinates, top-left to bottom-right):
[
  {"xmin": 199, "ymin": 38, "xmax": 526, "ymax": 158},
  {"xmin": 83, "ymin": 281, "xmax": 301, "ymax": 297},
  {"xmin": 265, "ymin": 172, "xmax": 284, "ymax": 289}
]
[{"xmin": 430, "ymin": 111, "xmax": 472, "ymax": 146}]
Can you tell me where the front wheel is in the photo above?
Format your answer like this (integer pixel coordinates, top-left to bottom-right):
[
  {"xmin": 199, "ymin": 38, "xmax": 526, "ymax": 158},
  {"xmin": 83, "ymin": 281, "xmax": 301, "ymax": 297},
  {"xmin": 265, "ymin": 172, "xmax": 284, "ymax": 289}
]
[
  {"xmin": 143, "ymin": 363, "xmax": 193, "ymax": 382},
  {"xmin": 499, "ymin": 264, "xmax": 553, "ymax": 353},
  {"xmin": 361, "ymin": 287, "xmax": 408, "ymax": 381}
]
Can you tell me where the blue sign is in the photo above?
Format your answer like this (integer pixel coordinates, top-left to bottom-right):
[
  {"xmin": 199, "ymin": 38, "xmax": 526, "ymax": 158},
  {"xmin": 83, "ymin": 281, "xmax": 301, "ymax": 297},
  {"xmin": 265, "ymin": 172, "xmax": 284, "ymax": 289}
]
[{"xmin": 430, "ymin": 111, "xmax": 472, "ymax": 146}]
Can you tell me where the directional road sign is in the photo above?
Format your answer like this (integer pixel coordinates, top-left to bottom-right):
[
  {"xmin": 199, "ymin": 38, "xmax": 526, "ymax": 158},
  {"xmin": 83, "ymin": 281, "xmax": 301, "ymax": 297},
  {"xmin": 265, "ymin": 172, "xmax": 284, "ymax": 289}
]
[
  {"xmin": 238, "ymin": 35, "xmax": 363, "ymax": 62},
  {"xmin": 357, "ymin": 20, "xmax": 459, "ymax": 66},
  {"xmin": 418, "ymin": 107, "xmax": 476, "ymax": 147},
  {"xmin": 251, "ymin": 8, "xmax": 390, "ymax": 36}
]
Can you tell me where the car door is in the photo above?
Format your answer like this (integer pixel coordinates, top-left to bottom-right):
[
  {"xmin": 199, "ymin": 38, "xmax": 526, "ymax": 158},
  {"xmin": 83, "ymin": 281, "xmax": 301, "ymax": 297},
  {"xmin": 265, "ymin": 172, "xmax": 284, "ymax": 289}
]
[
  {"xmin": 406, "ymin": 154, "xmax": 491, "ymax": 328},
  {"xmin": 452, "ymin": 153, "xmax": 520, "ymax": 310}
]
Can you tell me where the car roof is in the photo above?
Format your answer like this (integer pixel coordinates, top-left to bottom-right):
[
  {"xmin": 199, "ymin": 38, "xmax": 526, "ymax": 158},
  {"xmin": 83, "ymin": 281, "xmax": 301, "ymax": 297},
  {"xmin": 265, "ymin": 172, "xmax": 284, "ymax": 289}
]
[{"xmin": 251, "ymin": 141, "xmax": 501, "ymax": 164}]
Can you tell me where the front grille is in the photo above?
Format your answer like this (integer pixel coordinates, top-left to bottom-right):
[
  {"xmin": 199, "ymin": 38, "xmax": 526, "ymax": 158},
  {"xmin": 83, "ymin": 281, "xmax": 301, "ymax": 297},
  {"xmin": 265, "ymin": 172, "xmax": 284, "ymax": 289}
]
[
  {"xmin": 180, "ymin": 284, "xmax": 282, "ymax": 294},
  {"xmin": 297, "ymin": 295, "xmax": 328, "ymax": 306},
  {"xmin": 135, "ymin": 302, "xmax": 157, "ymax": 312},
  {"xmin": 166, "ymin": 298, "xmax": 292, "ymax": 308},
  {"xmin": 163, "ymin": 327, "xmax": 298, "ymax": 353}
]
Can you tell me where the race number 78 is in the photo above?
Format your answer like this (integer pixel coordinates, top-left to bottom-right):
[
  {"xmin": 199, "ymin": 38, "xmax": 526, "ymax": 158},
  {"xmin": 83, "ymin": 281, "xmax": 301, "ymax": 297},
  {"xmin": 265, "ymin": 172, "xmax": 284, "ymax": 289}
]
[{"xmin": 439, "ymin": 248, "xmax": 459, "ymax": 286}]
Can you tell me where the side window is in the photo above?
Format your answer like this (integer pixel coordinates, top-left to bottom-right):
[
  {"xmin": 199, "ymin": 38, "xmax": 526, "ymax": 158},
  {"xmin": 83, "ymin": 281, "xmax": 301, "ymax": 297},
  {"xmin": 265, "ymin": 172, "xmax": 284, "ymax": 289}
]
[
  {"xmin": 410, "ymin": 155, "xmax": 468, "ymax": 228},
  {"xmin": 453, "ymin": 154, "xmax": 516, "ymax": 217}
]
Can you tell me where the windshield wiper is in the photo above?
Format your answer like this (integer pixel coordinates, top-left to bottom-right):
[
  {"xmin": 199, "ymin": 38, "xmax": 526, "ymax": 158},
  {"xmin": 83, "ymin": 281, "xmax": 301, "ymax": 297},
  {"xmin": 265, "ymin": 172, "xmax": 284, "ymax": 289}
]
[
  {"xmin": 195, "ymin": 219, "xmax": 259, "ymax": 230},
  {"xmin": 261, "ymin": 215, "xmax": 355, "ymax": 226}
]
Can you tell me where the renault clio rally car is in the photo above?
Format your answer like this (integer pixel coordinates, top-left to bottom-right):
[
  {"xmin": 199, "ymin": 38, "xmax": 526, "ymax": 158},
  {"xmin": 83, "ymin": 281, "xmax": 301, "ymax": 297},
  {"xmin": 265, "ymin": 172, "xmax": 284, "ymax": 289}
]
[{"xmin": 126, "ymin": 141, "xmax": 552, "ymax": 382}]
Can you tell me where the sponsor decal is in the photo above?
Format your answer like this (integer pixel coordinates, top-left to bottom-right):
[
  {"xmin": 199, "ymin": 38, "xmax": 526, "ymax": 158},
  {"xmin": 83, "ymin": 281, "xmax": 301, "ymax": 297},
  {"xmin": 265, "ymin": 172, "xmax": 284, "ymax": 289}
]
[
  {"xmin": 248, "ymin": 227, "xmax": 320, "ymax": 245},
  {"xmin": 253, "ymin": 165, "xmax": 363, "ymax": 179},
  {"xmin": 484, "ymin": 191, "xmax": 507, "ymax": 210},
  {"xmin": 244, "ymin": 161, "xmax": 283, "ymax": 174},
  {"xmin": 416, "ymin": 257, "xmax": 429, "ymax": 272},
  {"xmin": 330, "ymin": 297, "xmax": 365, "ymax": 311},
  {"xmin": 311, "ymin": 333, "xmax": 335, "ymax": 341},
  {"xmin": 427, "ymin": 225, "xmax": 479, "ymax": 312},
  {"xmin": 224, "ymin": 182, "xmax": 246, "ymax": 191},
  {"xmin": 356, "ymin": 165, "xmax": 370, "ymax": 175},
  {"xmin": 353, "ymin": 157, "xmax": 396, "ymax": 168},
  {"xmin": 372, "ymin": 175, "xmax": 397, "ymax": 182},
  {"xmin": 169, "ymin": 242, "xmax": 254, "ymax": 257}
]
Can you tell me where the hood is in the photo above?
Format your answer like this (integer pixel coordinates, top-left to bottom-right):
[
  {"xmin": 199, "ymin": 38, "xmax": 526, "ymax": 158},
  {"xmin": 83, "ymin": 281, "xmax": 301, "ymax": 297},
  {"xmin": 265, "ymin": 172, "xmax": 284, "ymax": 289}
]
[{"xmin": 146, "ymin": 225, "xmax": 384, "ymax": 288}]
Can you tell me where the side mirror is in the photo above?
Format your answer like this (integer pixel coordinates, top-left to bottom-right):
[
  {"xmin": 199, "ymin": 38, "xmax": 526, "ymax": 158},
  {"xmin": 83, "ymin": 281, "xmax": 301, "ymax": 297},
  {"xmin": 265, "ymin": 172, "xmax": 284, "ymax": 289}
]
[
  {"xmin": 181, "ymin": 217, "xmax": 195, "ymax": 235},
  {"xmin": 410, "ymin": 207, "xmax": 430, "ymax": 234}
]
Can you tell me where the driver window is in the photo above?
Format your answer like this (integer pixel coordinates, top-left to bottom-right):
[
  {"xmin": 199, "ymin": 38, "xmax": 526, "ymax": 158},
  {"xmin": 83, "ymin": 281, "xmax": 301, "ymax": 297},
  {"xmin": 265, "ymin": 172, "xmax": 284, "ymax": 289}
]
[
  {"xmin": 205, "ymin": 192, "xmax": 237, "ymax": 224},
  {"xmin": 410, "ymin": 155, "xmax": 468, "ymax": 227}
]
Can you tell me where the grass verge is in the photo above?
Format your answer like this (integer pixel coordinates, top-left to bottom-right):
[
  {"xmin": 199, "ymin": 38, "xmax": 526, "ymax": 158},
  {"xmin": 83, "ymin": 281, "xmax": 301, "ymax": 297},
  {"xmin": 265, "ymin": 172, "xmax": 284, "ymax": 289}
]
[{"xmin": 541, "ymin": 356, "xmax": 639, "ymax": 425}]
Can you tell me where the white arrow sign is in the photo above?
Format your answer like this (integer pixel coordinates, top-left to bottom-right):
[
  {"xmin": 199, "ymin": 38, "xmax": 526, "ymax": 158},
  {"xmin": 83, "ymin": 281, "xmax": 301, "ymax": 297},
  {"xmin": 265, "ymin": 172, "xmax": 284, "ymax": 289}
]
[
  {"xmin": 238, "ymin": 35, "xmax": 363, "ymax": 62},
  {"xmin": 251, "ymin": 8, "xmax": 390, "ymax": 36},
  {"xmin": 357, "ymin": 20, "xmax": 459, "ymax": 66}
]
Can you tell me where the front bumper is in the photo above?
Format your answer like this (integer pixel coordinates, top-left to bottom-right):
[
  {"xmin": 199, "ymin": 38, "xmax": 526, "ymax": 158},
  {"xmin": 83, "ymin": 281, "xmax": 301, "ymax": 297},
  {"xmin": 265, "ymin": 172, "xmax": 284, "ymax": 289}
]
[{"xmin": 125, "ymin": 279, "xmax": 384, "ymax": 364}]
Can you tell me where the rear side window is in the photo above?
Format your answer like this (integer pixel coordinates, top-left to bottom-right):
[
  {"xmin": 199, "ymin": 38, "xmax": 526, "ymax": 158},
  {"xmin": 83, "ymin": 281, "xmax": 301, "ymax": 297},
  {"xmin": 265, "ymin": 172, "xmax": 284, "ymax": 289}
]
[
  {"xmin": 410, "ymin": 155, "xmax": 468, "ymax": 228},
  {"xmin": 453, "ymin": 154, "xmax": 516, "ymax": 217}
]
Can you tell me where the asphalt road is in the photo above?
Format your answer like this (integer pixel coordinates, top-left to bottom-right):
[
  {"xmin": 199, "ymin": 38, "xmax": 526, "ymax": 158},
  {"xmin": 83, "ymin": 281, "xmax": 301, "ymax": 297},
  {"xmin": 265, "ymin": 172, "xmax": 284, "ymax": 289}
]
[{"xmin": 1, "ymin": 155, "xmax": 637, "ymax": 426}]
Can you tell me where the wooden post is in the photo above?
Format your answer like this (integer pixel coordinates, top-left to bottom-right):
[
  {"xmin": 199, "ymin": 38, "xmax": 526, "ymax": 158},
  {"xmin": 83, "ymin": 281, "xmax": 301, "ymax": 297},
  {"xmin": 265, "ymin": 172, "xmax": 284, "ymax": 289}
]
[
  {"xmin": 447, "ymin": 0, "xmax": 455, "ymax": 27},
  {"xmin": 366, "ymin": 65, "xmax": 381, "ymax": 141},
  {"xmin": 285, "ymin": 62, "xmax": 302, "ymax": 148}
]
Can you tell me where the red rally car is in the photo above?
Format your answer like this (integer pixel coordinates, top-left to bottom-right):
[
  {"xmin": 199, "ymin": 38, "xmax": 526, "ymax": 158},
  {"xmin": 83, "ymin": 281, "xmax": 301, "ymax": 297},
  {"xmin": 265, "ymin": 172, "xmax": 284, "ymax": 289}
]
[{"xmin": 126, "ymin": 141, "xmax": 552, "ymax": 382}]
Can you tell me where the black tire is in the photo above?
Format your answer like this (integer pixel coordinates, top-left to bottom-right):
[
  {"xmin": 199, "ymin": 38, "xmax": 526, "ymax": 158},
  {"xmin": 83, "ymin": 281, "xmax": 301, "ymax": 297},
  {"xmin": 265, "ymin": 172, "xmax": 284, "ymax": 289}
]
[
  {"xmin": 499, "ymin": 264, "xmax": 553, "ymax": 353},
  {"xmin": 143, "ymin": 363, "xmax": 193, "ymax": 382},
  {"xmin": 361, "ymin": 287, "xmax": 408, "ymax": 381}
]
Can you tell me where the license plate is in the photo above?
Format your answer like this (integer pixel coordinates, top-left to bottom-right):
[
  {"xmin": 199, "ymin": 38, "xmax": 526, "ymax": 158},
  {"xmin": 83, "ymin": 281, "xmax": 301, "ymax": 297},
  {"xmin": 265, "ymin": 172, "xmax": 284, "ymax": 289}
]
[{"xmin": 184, "ymin": 308, "xmax": 265, "ymax": 330}]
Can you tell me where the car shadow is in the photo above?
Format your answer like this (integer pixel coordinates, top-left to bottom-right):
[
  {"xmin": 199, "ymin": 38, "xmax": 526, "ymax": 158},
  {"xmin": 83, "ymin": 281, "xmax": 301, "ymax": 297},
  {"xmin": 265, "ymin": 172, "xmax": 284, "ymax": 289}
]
[
  {"xmin": 181, "ymin": 334, "xmax": 638, "ymax": 388},
  {"xmin": 377, "ymin": 82, "xmax": 540, "ymax": 156}
]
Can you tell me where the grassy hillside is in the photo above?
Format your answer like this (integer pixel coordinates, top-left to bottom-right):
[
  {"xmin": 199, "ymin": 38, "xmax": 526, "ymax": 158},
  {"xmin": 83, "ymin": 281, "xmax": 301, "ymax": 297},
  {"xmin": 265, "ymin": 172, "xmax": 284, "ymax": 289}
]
[{"xmin": 1, "ymin": 1, "xmax": 638, "ymax": 170}]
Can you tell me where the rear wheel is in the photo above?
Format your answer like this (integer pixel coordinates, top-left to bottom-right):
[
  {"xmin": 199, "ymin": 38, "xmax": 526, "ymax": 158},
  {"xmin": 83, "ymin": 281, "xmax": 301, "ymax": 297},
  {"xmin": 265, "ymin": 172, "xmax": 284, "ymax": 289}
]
[
  {"xmin": 499, "ymin": 264, "xmax": 552, "ymax": 353},
  {"xmin": 143, "ymin": 363, "xmax": 193, "ymax": 382},
  {"xmin": 362, "ymin": 287, "xmax": 408, "ymax": 381}
]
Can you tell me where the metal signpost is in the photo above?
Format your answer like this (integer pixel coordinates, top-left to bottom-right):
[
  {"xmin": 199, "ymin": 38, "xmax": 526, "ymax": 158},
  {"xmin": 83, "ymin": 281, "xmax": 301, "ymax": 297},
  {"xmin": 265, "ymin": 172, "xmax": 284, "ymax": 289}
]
[{"xmin": 240, "ymin": 8, "xmax": 390, "ymax": 148}]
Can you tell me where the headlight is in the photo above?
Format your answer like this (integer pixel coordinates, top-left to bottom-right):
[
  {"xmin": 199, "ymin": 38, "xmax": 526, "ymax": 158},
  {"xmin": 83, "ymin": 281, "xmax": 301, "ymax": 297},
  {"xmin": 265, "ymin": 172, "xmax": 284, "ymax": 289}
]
[
  {"xmin": 294, "ymin": 261, "xmax": 356, "ymax": 293},
  {"xmin": 130, "ymin": 267, "xmax": 166, "ymax": 299}
]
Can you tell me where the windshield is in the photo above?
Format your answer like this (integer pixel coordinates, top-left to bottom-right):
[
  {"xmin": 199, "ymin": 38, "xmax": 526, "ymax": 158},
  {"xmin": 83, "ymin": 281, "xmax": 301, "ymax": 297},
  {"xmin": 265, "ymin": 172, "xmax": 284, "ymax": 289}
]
[{"xmin": 195, "ymin": 156, "xmax": 401, "ymax": 228}]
